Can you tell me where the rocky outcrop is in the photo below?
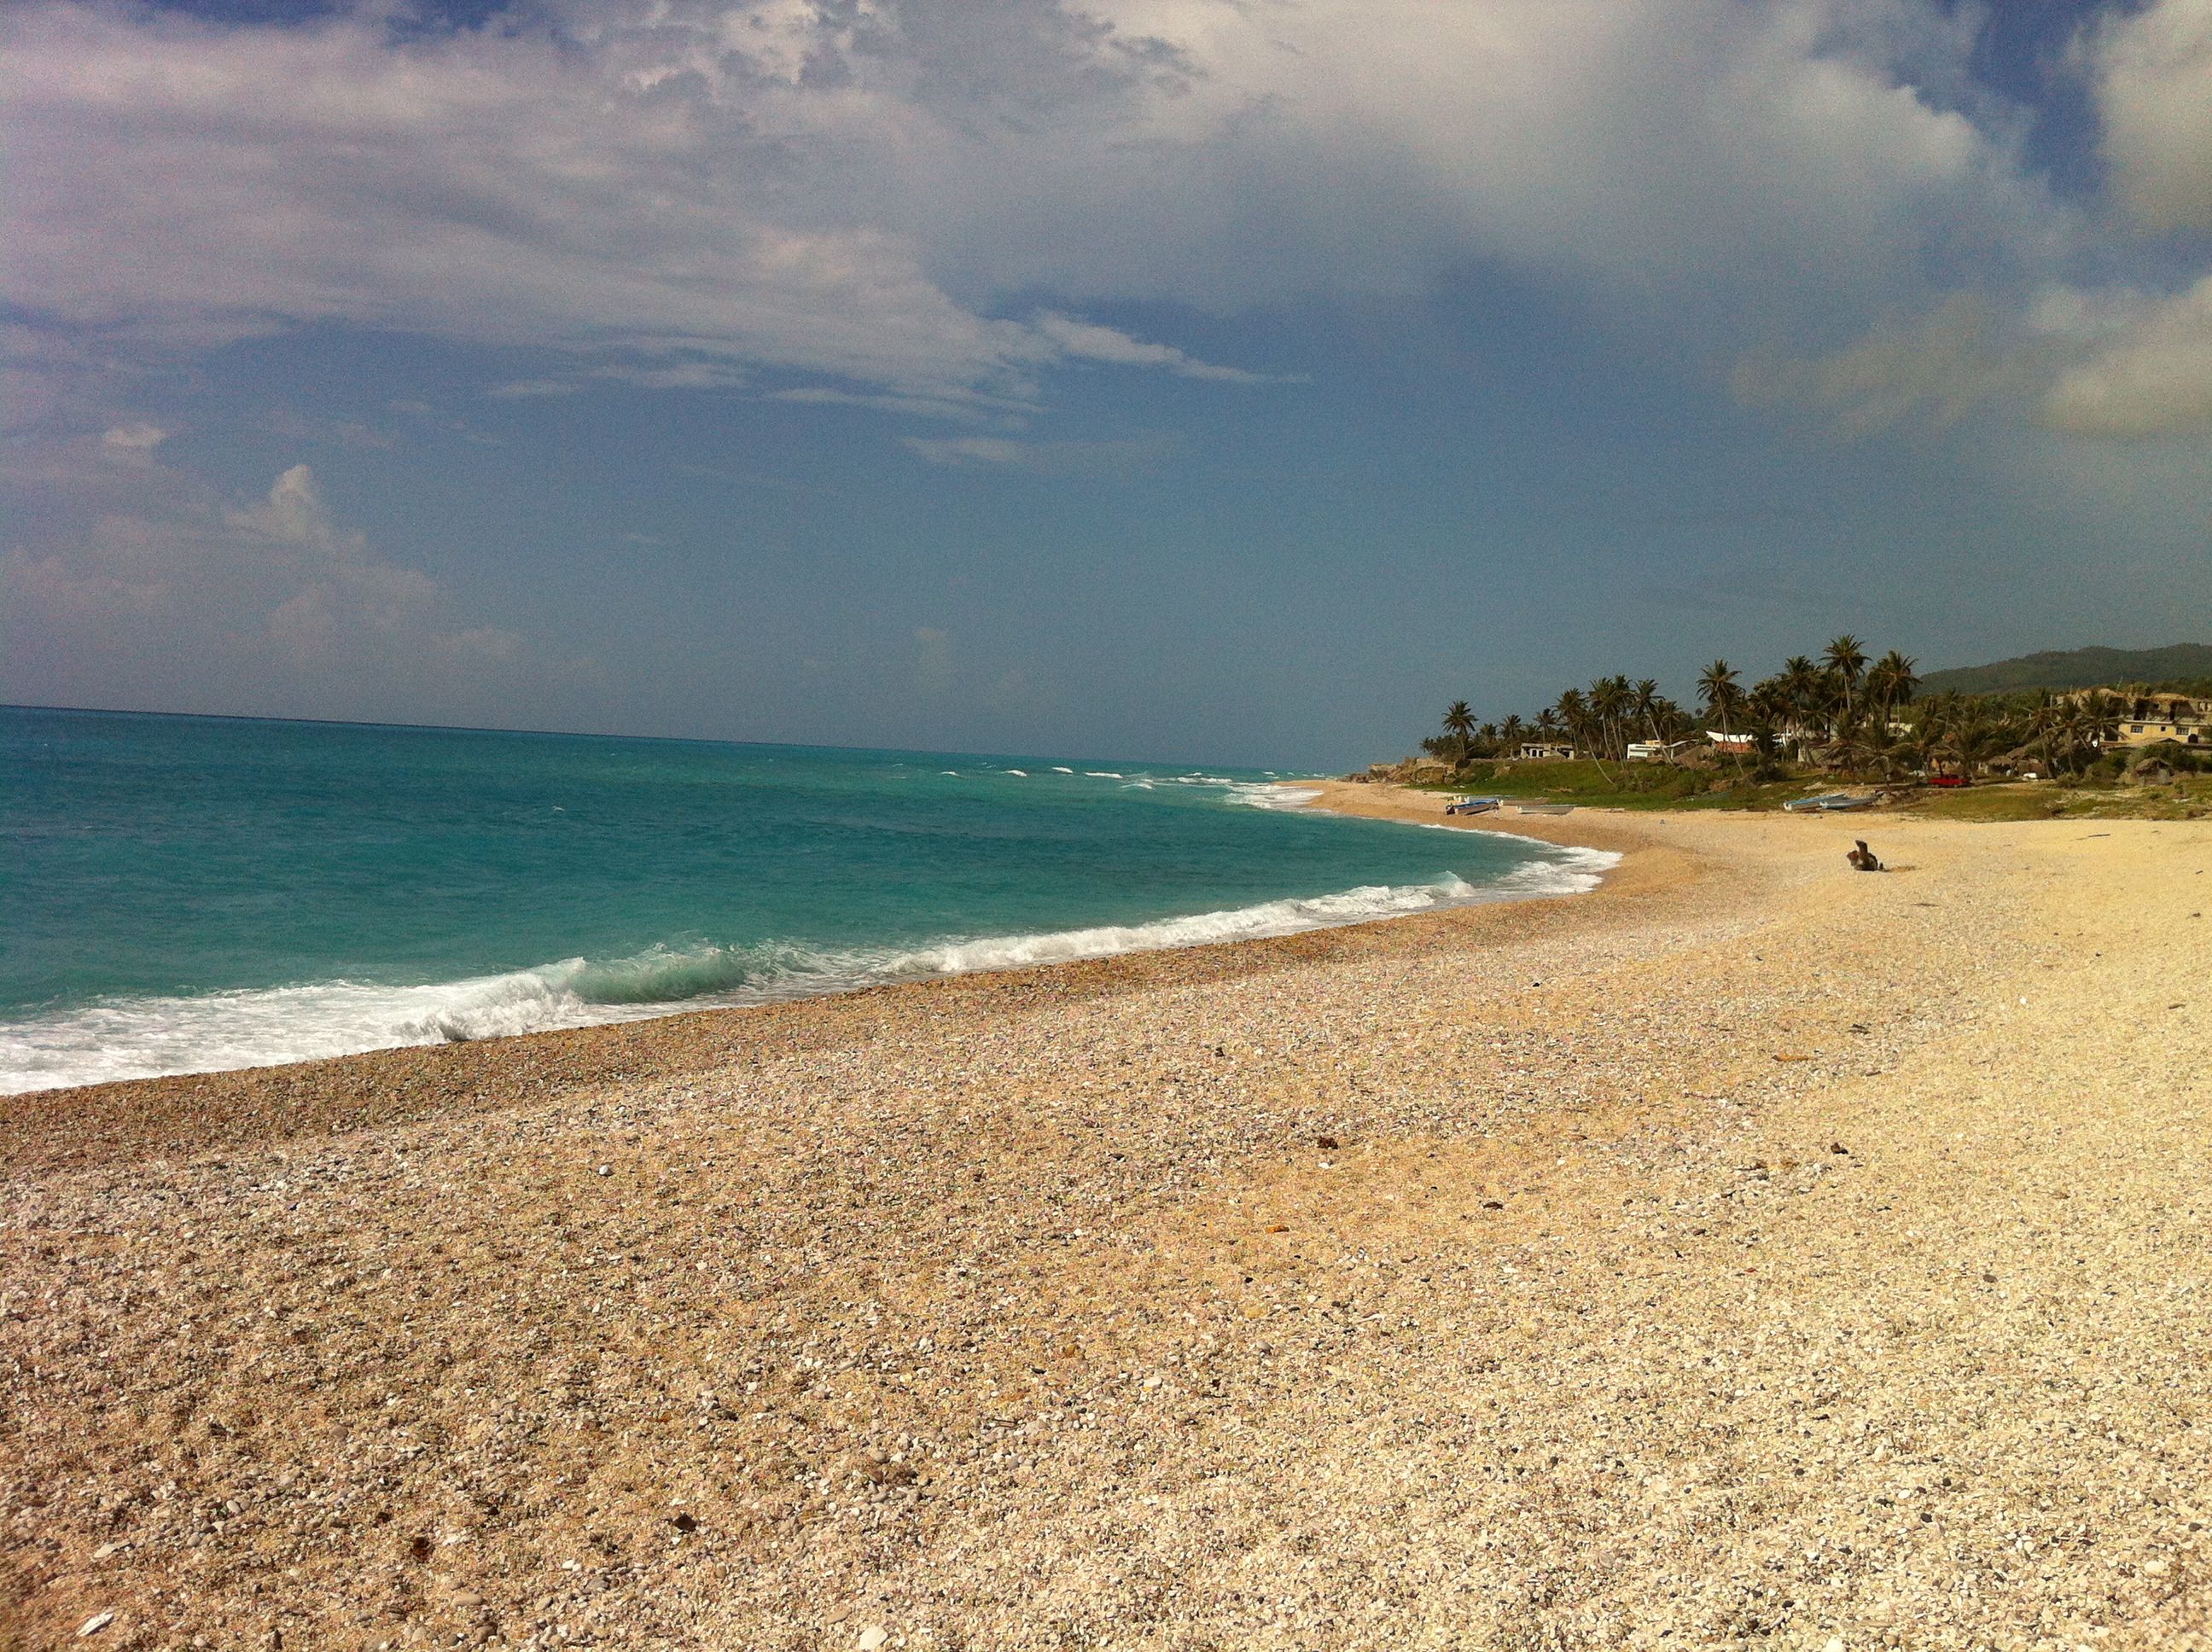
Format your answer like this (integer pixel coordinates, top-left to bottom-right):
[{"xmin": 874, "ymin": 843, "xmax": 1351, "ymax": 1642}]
[{"xmin": 1363, "ymin": 758, "xmax": 1457, "ymax": 784}]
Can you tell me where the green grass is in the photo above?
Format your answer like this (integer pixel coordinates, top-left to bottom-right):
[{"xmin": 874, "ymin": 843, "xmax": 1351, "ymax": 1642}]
[
  {"xmin": 1410, "ymin": 763, "xmax": 2212, "ymax": 820},
  {"xmin": 1895, "ymin": 777, "xmax": 2212, "ymax": 823},
  {"xmin": 1408, "ymin": 759, "xmax": 1808, "ymax": 812}
]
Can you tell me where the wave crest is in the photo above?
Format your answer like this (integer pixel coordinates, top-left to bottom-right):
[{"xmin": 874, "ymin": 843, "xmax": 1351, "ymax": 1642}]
[{"xmin": 0, "ymin": 854, "xmax": 1615, "ymax": 1095}]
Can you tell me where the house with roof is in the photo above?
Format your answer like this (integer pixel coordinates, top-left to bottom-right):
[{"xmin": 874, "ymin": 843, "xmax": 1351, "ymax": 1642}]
[{"xmin": 2107, "ymin": 692, "xmax": 2209, "ymax": 748}]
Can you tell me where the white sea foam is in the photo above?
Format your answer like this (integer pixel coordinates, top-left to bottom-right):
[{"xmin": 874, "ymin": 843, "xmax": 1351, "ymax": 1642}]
[
  {"xmin": 0, "ymin": 849, "xmax": 1616, "ymax": 1096},
  {"xmin": 1221, "ymin": 782, "xmax": 1323, "ymax": 809}
]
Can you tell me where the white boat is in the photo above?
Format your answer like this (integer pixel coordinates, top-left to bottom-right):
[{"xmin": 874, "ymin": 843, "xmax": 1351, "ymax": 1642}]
[{"xmin": 1512, "ymin": 801, "xmax": 1575, "ymax": 815}]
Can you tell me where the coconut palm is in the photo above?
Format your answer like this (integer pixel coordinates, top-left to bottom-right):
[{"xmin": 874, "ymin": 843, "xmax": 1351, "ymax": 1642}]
[
  {"xmin": 1944, "ymin": 710, "xmax": 2017, "ymax": 784},
  {"xmin": 1866, "ymin": 649, "xmax": 1919, "ymax": 729},
  {"xmin": 1554, "ymin": 688, "xmax": 1592, "ymax": 749},
  {"xmin": 1697, "ymin": 660, "xmax": 1746, "ymax": 777},
  {"xmin": 1633, "ymin": 678, "xmax": 1662, "ymax": 743},
  {"xmin": 1590, "ymin": 675, "xmax": 1633, "ymax": 761},
  {"xmin": 1778, "ymin": 655, "xmax": 1825, "ymax": 748},
  {"xmin": 1823, "ymin": 722, "xmax": 1876, "ymax": 777},
  {"xmin": 2065, "ymin": 691, "xmax": 2122, "ymax": 775},
  {"xmin": 1824, "ymin": 633, "xmax": 1869, "ymax": 723},
  {"xmin": 1697, "ymin": 660, "xmax": 1742, "ymax": 733},
  {"xmin": 1442, "ymin": 701, "xmax": 1476, "ymax": 764}
]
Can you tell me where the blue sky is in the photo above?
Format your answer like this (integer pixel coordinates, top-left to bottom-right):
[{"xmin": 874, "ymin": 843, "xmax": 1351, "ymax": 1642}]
[{"xmin": 4, "ymin": 0, "xmax": 2210, "ymax": 769}]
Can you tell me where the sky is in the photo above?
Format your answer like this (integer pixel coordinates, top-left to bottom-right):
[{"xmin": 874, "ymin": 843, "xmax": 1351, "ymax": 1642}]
[{"xmin": 3, "ymin": 0, "xmax": 2210, "ymax": 770}]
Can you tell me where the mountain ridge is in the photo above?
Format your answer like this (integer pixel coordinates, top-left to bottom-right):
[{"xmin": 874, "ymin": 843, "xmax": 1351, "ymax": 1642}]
[{"xmin": 1920, "ymin": 643, "xmax": 2212, "ymax": 695}]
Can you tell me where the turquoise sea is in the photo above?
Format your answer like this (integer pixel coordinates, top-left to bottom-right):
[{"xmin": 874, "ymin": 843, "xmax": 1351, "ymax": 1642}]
[{"xmin": 0, "ymin": 707, "xmax": 1610, "ymax": 1094}]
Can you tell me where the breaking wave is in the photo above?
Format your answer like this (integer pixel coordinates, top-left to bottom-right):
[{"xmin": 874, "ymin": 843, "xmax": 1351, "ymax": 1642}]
[{"xmin": 0, "ymin": 853, "xmax": 1613, "ymax": 1096}]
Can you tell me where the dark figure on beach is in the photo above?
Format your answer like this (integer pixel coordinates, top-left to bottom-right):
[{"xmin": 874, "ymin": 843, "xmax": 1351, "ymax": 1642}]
[{"xmin": 1847, "ymin": 840, "xmax": 1883, "ymax": 873}]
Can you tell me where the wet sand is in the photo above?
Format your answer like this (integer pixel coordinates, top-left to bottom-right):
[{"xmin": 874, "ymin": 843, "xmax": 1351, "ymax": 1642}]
[{"xmin": 5, "ymin": 786, "xmax": 2208, "ymax": 1649}]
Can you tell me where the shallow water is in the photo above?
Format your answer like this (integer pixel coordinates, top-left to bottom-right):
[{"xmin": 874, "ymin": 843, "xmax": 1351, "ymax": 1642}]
[{"xmin": 0, "ymin": 707, "xmax": 1608, "ymax": 1091}]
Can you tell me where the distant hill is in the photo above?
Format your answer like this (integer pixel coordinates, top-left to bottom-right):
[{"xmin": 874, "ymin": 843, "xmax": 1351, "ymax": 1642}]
[{"xmin": 1920, "ymin": 643, "xmax": 2212, "ymax": 695}]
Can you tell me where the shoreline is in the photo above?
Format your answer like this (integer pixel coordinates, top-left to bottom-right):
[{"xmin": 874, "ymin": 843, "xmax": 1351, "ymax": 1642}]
[
  {"xmin": 7, "ymin": 805, "xmax": 2209, "ymax": 1647},
  {"xmin": 0, "ymin": 788, "xmax": 1643, "ymax": 1172}
]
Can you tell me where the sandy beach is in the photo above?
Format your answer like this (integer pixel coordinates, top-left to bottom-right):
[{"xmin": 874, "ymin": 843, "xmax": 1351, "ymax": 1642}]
[{"xmin": 5, "ymin": 787, "xmax": 2209, "ymax": 1650}]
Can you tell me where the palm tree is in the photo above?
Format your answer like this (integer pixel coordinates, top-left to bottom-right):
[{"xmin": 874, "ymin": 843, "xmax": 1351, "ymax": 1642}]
[
  {"xmin": 1698, "ymin": 660, "xmax": 1745, "ymax": 777},
  {"xmin": 1779, "ymin": 655, "xmax": 1825, "ymax": 749},
  {"xmin": 1554, "ymin": 688, "xmax": 1592, "ymax": 751},
  {"xmin": 1911, "ymin": 716, "xmax": 1949, "ymax": 782},
  {"xmin": 1944, "ymin": 709, "xmax": 2017, "ymax": 784},
  {"xmin": 1498, "ymin": 713, "xmax": 1528, "ymax": 756},
  {"xmin": 1697, "ymin": 660, "xmax": 1742, "ymax": 735},
  {"xmin": 1633, "ymin": 678, "xmax": 1662, "ymax": 744},
  {"xmin": 1748, "ymin": 680, "xmax": 1790, "ymax": 744},
  {"xmin": 2066, "ymin": 691, "xmax": 2122, "ymax": 775},
  {"xmin": 1866, "ymin": 649, "xmax": 1919, "ymax": 730},
  {"xmin": 2029, "ymin": 694, "xmax": 2067, "ymax": 779},
  {"xmin": 1824, "ymin": 724, "xmax": 1875, "ymax": 778},
  {"xmin": 1442, "ymin": 701, "xmax": 1476, "ymax": 765},
  {"xmin": 1590, "ymin": 676, "xmax": 1633, "ymax": 761},
  {"xmin": 1560, "ymin": 685, "xmax": 1618, "ymax": 782},
  {"xmin": 1824, "ymin": 633, "xmax": 1869, "ymax": 724}
]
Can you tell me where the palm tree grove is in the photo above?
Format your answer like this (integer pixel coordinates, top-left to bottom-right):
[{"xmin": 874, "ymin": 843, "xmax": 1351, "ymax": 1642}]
[{"xmin": 1407, "ymin": 635, "xmax": 2210, "ymax": 814}]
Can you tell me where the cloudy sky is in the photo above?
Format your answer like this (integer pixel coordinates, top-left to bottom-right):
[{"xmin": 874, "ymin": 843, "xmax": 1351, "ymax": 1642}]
[{"xmin": 3, "ymin": 0, "xmax": 2209, "ymax": 767}]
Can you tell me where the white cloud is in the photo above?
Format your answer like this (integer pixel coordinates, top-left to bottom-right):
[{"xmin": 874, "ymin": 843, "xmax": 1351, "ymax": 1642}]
[
  {"xmin": 489, "ymin": 361, "xmax": 754, "ymax": 398},
  {"xmin": 2040, "ymin": 274, "xmax": 2212, "ymax": 437},
  {"xmin": 437, "ymin": 625, "xmax": 527, "ymax": 664},
  {"xmin": 768, "ymin": 387, "xmax": 999, "ymax": 422},
  {"xmin": 2087, "ymin": 0, "xmax": 2212, "ymax": 233},
  {"xmin": 1731, "ymin": 294, "xmax": 2036, "ymax": 435},
  {"xmin": 101, "ymin": 421, "xmax": 169, "ymax": 454},
  {"xmin": 487, "ymin": 379, "xmax": 585, "ymax": 400},
  {"xmin": 902, "ymin": 433, "xmax": 1172, "ymax": 473},
  {"xmin": 1735, "ymin": 274, "xmax": 2212, "ymax": 442},
  {"xmin": 0, "ymin": 0, "xmax": 2065, "ymax": 411},
  {"xmin": 594, "ymin": 362, "xmax": 750, "ymax": 392},
  {"xmin": 1031, "ymin": 315, "xmax": 1271, "ymax": 381},
  {"xmin": 0, "ymin": 452, "xmax": 557, "ymax": 699},
  {"xmin": 905, "ymin": 437, "xmax": 1033, "ymax": 468}
]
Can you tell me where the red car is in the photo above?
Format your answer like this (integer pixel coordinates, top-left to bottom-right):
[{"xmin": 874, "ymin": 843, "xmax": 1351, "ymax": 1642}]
[{"xmin": 1928, "ymin": 774, "xmax": 1967, "ymax": 788}]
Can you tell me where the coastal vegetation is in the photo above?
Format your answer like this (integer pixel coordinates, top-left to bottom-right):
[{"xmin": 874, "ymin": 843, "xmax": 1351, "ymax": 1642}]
[
  {"xmin": 1918, "ymin": 642, "xmax": 2212, "ymax": 696},
  {"xmin": 1404, "ymin": 635, "xmax": 2212, "ymax": 817}
]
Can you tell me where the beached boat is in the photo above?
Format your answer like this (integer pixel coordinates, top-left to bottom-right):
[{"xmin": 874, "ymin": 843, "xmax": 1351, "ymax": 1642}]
[
  {"xmin": 1444, "ymin": 795, "xmax": 1502, "ymax": 815},
  {"xmin": 1511, "ymin": 801, "xmax": 1575, "ymax": 815}
]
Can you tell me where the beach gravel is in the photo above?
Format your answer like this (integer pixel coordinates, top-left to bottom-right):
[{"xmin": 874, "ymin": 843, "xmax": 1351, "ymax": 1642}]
[{"xmin": 3, "ymin": 788, "xmax": 2208, "ymax": 1649}]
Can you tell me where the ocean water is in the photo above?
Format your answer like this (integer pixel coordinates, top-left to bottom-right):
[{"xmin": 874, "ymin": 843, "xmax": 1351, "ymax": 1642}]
[{"xmin": 0, "ymin": 707, "xmax": 1611, "ymax": 1094}]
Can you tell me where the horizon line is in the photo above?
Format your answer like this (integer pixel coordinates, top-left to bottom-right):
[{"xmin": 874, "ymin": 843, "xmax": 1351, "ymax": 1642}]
[{"xmin": 0, "ymin": 701, "xmax": 1310, "ymax": 777}]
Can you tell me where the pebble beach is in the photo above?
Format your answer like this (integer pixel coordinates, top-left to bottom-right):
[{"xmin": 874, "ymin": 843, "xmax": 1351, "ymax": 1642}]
[{"xmin": 4, "ymin": 786, "xmax": 2209, "ymax": 1649}]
